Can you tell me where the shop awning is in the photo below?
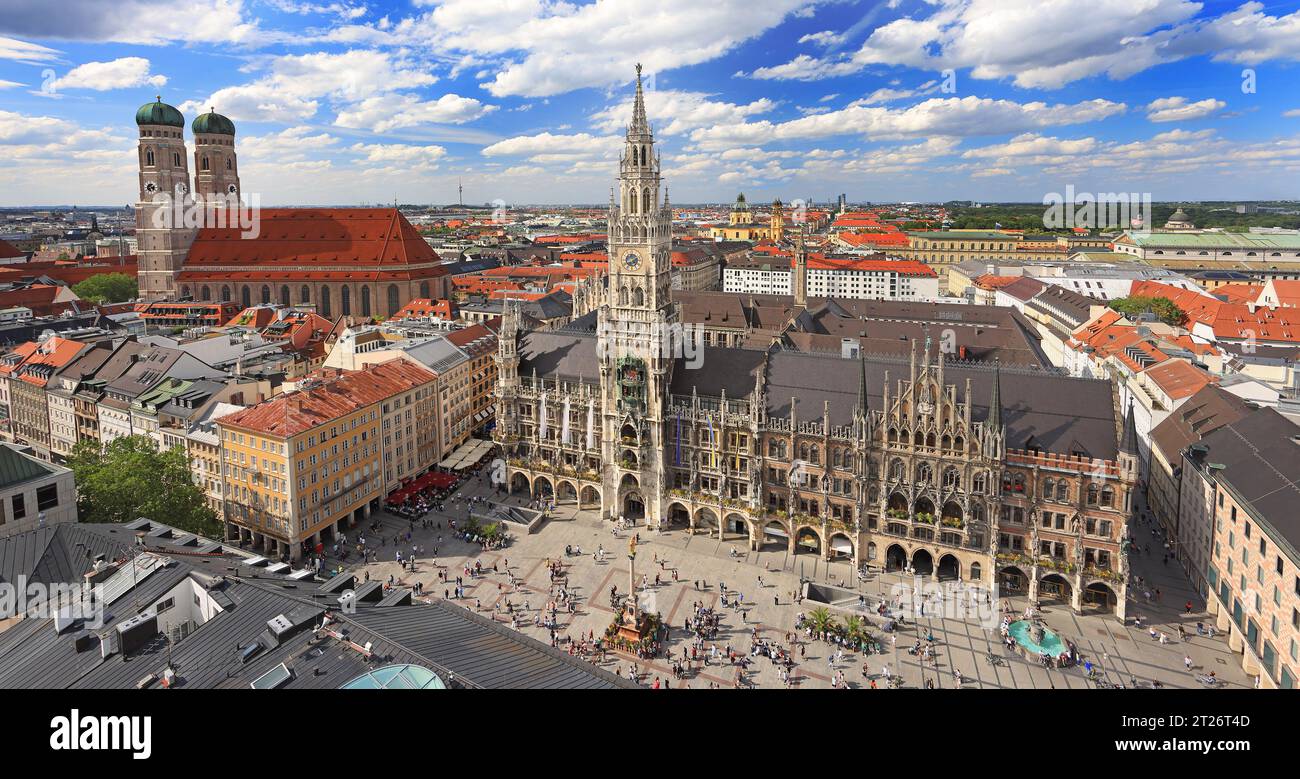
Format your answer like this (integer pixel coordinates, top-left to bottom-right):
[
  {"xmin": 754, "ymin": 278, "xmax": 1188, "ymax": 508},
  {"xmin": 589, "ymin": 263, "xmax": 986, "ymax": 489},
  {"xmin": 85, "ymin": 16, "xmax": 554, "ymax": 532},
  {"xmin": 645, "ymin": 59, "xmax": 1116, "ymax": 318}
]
[{"xmin": 831, "ymin": 537, "xmax": 853, "ymax": 552}]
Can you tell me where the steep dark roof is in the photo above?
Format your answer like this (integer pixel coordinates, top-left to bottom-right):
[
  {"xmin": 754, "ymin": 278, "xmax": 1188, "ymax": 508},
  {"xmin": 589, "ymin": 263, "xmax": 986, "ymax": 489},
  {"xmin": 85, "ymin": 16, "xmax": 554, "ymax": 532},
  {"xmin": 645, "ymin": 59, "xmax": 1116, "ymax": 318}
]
[
  {"xmin": 517, "ymin": 331, "xmax": 599, "ymax": 381},
  {"xmin": 1150, "ymin": 384, "xmax": 1251, "ymax": 463},
  {"xmin": 761, "ymin": 352, "xmax": 1118, "ymax": 458},
  {"xmin": 0, "ymin": 523, "xmax": 637, "ymax": 689},
  {"xmin": 1197, "ymin": 407, "xmax": 1300, "ymax": 549},
  {"xmin": 0, "ymin": 444, "xmax": 59, "ymax": 491}
]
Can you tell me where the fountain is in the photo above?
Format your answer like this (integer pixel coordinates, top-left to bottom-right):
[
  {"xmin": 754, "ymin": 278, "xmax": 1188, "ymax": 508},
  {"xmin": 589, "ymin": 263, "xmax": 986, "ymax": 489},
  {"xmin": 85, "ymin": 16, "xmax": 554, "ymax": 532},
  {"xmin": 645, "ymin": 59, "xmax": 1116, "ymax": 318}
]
[{"xmin": 1007, "ymin": 618, "xmax": 1066, "ymax": 657}]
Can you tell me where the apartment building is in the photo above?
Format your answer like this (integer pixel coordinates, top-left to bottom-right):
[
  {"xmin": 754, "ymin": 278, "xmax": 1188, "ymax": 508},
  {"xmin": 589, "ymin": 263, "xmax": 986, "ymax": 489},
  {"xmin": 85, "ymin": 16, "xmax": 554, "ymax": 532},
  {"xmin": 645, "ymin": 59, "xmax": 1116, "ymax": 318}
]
[{"xmin": 216, "ymin": 360, "xmax": 437, "ymax": 561}]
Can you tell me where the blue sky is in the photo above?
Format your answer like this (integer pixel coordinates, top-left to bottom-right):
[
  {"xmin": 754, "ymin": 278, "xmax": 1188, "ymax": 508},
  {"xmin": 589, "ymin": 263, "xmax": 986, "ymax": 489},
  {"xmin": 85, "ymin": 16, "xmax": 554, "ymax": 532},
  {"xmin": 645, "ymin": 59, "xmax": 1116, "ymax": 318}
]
[{"xmin": 1, "ymin": 0, "xmax": 1299, "ymax": 206}]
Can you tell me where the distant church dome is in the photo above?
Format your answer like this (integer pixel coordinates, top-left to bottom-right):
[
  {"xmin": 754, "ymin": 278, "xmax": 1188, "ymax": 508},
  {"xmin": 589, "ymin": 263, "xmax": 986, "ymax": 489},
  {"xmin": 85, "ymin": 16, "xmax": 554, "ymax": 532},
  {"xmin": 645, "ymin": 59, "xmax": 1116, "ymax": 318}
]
[
  {"xmin": 135, "ymin": 97, "xmax": 185, "ymax": 128},
  {"xmin": 192, "ymin": 109, "xmax": 236, "ymax": 136}
]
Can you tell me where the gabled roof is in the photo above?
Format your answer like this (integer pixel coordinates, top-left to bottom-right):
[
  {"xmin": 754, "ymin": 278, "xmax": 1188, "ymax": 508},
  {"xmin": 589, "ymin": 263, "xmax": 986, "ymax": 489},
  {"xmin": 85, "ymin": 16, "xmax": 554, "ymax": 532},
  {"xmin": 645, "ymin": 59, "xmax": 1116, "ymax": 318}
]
[
  {"xmin": 1196, "ymin": 407, "xmax": 1300, "ymax": 548},
  {"xmin": 181, "ymin": 208, "xmax": 446, "ymax": 278},
  {"xmin": 1149, "ymin": 384, "xmax": 1251, "ymax": 462}
]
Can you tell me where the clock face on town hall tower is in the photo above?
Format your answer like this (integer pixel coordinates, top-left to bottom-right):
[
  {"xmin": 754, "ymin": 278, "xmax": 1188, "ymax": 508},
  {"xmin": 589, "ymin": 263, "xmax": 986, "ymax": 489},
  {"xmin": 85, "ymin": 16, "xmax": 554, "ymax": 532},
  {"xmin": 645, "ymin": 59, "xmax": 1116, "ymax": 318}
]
[{"xmin": 622, "ymin": 251, "xmax": 641, "ymax": 271}]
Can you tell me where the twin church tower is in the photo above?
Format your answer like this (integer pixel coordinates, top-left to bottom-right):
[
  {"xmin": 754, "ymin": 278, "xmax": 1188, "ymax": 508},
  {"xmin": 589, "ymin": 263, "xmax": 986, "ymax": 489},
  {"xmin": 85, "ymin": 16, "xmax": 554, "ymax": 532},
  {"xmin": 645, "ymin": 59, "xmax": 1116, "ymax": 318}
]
[{"xmin": 133, "ymin": 97, "xmax": 241, "ymax": 300}]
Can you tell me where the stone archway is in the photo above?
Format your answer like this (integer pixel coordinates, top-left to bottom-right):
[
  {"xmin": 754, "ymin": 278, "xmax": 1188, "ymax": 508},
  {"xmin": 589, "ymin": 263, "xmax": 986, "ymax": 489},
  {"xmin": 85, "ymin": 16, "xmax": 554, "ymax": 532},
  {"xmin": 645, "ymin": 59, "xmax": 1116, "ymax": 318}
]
[
  {"xmin": 937, "ymin": 553, "xmax": 960, "ymax": 581},
  {"xmin": 998, "ymin": 565, "xmax": 1028, "ymax": 593},
  {"xmin": 1039, "ymin": 572, "xmax": 1072, "ymax": 603},
  {"xmin": 665, "ymin": 501, "xmax": 691, "ymax": 529},
  {"xmin": 532, "ymin": 475, "xmax": 554, "ymax": 500},
  {"xmin": 723, "ymin": 512, "xmax": 748, "ymax": 541},
  {"xmin": 623, "ymin": 490, "xmax": 645, "ymax": 521},
  {"xmin": 761, "ymin": 519, "xmax": 788, "ymax": 551},
  {"xmin": 694, "ymin": 507, "xmax": 719, "ymax": 535},
  {"xmin": 911, "ymin": 548, "xmax": 934, "ymax": 577},
  {"xmin": 1083, "ymin": 581, "xmax": 1118, "ymax": 613},
  {"xmin": 885, "ymin": 543, "xmax": 908, "ymax": 572},
  {"xmin": 828, "ymin": 532, "xmax": 854, "ymax": 559},
  {"xmin": 580, "ymin": 485, "xmax": 601, "ymax": 512},
  {"xmin": 795, "ymin": 526, "xmax": 821, "ymax": 555},
  {"xmin": 556, "ymin": 480, "xmax": 578, "ymax": 506},
  {"xmin": 509, "ymin": 472, "xmax": 530, "ymax": 495}
]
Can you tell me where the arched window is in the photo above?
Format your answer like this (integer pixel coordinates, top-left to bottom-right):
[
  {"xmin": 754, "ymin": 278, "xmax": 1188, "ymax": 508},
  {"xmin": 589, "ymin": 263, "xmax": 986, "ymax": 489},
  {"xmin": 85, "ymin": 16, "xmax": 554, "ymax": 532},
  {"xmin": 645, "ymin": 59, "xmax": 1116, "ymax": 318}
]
[
  {"xmin": 944, "ymin": 467, "xmax": 960, "ymax": 489},
  {"xmin": 809, "ymin": 445, "xmax": 819, "ymax": 464},
  {"xmin": 173, "ymin": 152, "xmax": 181, "ymax": 166},
  {"xmin": 201, "ymin": 156, "xmax": 209, "ymax": 171},
  {"xmin": 226, "ymin": 158, "xmax": 232, "ymax": 170},
  {"xmin": 300, "ymin": 285, "xmax": 311, "ymax": 304},
  {"xmin": 279, "ymin": 285, "xmax": 290, "ymax": 306},
  {"xmin": 1101, "ymin": 486, "xmax": 1115, "ymax": 507},
  {"xmin": 240, "ymin": 286, "xmax": 251, "ymax": 308},
  {"xmin": 970, "ymin": 562, "xmax": 982, "ymax": 581},
  {"xmin": 387, "ymin": 284, "xmax": 400, "ymax": 316},
  {"xmin": 320, "ymin": 287, "xmax": 331, "ymax": 317},
  {"xmin": 220, "ymin": 285, "xmax": 231, "ymax": 302},
  {"xmin": 200, "ymin": 285, "xmax": 211, "ymax": 301},
  {"xmin": 633, "ymin": 287, "xmax": 644, "ymax": 307},
  {"xmin": 145, "ymin": 148, "xmax": 155, "ymax": 167},
  {"xmin": 360, "ymin": 285, "xmax": 371, "ymax": 317},
  {"xmin": 1087, "ymin": 484, "xmax": 1100, "ymax": 505},
  {"xmin": 629, "ymin": 188, "xmax": 638, "ymax": 214},
  {"xmin": 889, "ymin": 459, "xmax": 904, "ymax": 480},
  {"xmin": 619, "ymin": 287, "xmax": 629, "ymax": 306},
  {"xmin": 643, "ymin": 188, "xmax": 651, "ymax": 213},
  {"xmin": 419, "ymin": 281, "xmax": 430, "ymax": 298},
  {"xmin": 180, "ymin": 285, "xmax": 191, "ymax": 299},
  {"xmin": 341, "ymin": 285, "xmax": 351, "ymax": 315},
  {"xmin": 1056, "ymin": 481, "xmax": 1068, "ymax": 501},
  {"xmin": 260, "ymin": 285, "xmax": 270, "ymax": 305}
]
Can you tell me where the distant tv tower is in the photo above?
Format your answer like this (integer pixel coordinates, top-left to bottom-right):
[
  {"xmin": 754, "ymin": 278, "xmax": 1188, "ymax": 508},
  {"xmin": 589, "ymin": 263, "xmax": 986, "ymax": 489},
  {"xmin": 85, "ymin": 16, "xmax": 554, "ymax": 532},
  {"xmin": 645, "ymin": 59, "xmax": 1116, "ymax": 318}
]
[{"xmin": 458, "ymin": 178, "xmax": 463, "ymax": 208}]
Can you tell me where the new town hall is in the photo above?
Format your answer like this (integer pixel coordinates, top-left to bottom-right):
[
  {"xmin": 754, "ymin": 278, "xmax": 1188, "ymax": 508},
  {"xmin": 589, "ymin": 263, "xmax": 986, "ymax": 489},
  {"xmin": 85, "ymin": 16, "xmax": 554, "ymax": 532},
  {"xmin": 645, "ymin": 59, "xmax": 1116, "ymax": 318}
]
[{"xmin": 494, "ymin": 68, "xmax": 1138, "ymax": 619}]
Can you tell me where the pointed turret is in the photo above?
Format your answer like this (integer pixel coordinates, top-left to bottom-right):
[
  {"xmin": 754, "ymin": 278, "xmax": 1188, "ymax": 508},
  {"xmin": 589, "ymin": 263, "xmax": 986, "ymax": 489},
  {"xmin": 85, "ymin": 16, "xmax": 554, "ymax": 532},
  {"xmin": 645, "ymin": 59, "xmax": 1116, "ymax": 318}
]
[
  {"xmin": 629, "ymin": 63, "xmax": 650, "ymax": 138},
  {"xmin": 987, "ymin": 362, "xmax": 1002, "ymax": 432},
  {"xmin": 1119, "ymin": 399, "xmax": 1138, "ymax": 456},
  {"xmin": 857, "ymin": 345, "xmax": 868, "ymax": 417}
]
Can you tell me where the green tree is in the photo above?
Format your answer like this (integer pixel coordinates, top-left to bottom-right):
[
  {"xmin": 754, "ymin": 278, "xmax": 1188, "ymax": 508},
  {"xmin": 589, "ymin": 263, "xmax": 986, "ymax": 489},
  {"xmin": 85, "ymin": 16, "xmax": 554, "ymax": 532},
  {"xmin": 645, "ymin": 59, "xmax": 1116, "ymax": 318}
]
[
  {"xmin": 1108, "ymin": 295, "xmax": 1186, "ymax": 327},
  {"xmin": 72, "ymin": 272, "xmax": 138, "ymax": 304},
  {"xmin": 67, "ymin": 435, "xmax": 219, "ymax": 537},
  {"xmin": 805, "ymin": 606, "xmax": 837, "ymax": 636}
]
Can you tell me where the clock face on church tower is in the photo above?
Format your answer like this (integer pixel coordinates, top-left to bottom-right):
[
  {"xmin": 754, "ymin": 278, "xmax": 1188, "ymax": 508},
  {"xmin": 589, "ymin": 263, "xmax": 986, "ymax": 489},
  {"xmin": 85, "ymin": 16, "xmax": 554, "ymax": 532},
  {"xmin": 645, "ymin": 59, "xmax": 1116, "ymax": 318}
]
[{"xmin": 622, "ymin": 251, "xmax": 641, "ymax": 271}]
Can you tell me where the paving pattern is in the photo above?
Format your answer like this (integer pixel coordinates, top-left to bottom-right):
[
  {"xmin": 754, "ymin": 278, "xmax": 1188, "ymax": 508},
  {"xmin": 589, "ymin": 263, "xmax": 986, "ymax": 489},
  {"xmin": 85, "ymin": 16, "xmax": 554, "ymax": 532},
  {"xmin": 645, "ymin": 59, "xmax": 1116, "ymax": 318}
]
[{"xmin": 344, "ymin": 474, "xmax": 1251, "ymax": 689}]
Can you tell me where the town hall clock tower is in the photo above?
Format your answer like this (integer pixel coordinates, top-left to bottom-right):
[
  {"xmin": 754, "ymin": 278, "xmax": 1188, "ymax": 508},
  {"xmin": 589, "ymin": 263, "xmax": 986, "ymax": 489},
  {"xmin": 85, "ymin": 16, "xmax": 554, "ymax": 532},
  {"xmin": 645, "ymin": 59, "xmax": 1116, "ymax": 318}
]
[{"xmin": 597, "ymin": 65, "xmax": 676, "ymax": 527}]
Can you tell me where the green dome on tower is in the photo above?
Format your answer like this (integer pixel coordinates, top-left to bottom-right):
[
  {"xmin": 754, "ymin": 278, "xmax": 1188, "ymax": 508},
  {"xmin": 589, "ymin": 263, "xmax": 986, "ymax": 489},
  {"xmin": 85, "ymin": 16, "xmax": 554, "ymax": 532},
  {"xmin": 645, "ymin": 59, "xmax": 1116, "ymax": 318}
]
[
  {"xmin": 192, "ymin": 109, "xmax": 236, "ymax": 136},
  {"xmin": 135, "ymin": 97, "xmax": 184, "ymax": 128}
]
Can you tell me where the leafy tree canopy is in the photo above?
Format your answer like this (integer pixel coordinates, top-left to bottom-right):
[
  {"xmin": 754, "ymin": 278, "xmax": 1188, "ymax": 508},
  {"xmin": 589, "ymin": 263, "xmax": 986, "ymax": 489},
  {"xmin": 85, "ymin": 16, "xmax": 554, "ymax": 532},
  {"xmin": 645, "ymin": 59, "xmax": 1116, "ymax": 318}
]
[
  {"xmin": 67, "ymin": 435, "xmax": 219, "ymax": 537},
  {"xmin": 1108, "ymin": 295, "xmax": 1186, "ymax": 327},
  {"xmin": 72, "ymin": 272, "xmax": 138, "ymax": 304}
]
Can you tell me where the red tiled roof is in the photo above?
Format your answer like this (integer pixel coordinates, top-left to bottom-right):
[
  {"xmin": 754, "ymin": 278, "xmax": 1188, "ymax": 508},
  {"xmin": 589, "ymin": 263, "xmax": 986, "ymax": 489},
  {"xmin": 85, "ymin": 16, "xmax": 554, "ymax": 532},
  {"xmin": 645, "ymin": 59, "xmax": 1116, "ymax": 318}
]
[
  {"xmin": 392, "ymin": 298, "xmax": 456, "ymax": 320},
  {"xmin": 1143, "ymin": 359, "xmax": 1212, "ymax": 401},
  {"xmin": 180, "ymin": 208, "xmax": 446, "ymax": 281},
  {"xmin": 1130, "ymin": 280, "xmax": 1300, "ymax": 343},
  {"xmin": 218, "ymin": 359, "xmax": 436, "ymax": 437}
]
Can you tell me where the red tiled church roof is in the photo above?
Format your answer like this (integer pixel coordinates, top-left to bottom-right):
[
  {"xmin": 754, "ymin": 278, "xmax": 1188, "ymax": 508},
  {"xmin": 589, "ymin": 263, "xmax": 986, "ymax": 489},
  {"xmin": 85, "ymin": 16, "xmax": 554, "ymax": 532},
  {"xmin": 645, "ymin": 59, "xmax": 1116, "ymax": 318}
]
[{"xmin": 179, "ymin": 208, "xmax": 446, "ymax": 282}]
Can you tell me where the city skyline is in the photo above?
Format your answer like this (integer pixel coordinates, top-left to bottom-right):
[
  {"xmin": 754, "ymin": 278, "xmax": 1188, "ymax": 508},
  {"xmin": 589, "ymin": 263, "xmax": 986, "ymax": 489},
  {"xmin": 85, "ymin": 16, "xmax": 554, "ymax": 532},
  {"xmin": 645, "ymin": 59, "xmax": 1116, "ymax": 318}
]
[{"xmin": 1, "ymin": 0, "xmax": 1299, "ymax": 207}]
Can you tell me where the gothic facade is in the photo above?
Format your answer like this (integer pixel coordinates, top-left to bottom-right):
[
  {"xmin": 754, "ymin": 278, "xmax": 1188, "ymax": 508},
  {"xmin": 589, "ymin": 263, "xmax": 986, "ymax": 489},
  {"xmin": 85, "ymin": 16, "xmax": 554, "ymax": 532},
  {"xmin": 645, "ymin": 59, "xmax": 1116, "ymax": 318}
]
[{"xmin": 492, "ymin": 68, "xmax": 1136, "ymax": 619}]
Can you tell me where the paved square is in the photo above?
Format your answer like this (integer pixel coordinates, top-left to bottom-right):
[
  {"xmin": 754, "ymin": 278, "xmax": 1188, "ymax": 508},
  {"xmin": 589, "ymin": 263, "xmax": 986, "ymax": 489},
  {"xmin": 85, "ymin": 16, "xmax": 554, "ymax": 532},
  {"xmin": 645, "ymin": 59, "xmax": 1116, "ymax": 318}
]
[{"xmin": 344, "ymin": 475, "xmax": 1250, "ymax": 689}]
